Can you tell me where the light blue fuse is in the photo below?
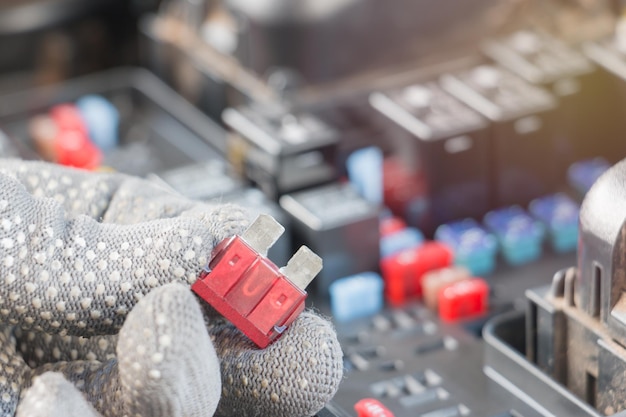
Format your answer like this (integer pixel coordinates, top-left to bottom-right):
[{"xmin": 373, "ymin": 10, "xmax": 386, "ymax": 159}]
[
  {"xmin": 346, "ymin": 147, "xmax": 383, "ymax": 205},
  {"xmin": 435, "ymin": 219, "xmax": 497, "ymax": 276},
  {"xmin": 529, "ymin": 193, "xmax": 579, "ymax": 253},
  {"xmin": 380, "ymin": 227, "xmax": 424, "ymax": 259},
  {"xmin": 483, "ymin": 206, "xmax": 545, "ymax": 266},
  {"xmin": 76, "ymin": 95, "xmax": 120, "ymax": 151},
  {"xmin": 567, "ymin": 158, "xmax": 610, "ymax": 196},
  {"xmin": 329, "ymin": 272, "xmax": 384, "ymax": 322}
]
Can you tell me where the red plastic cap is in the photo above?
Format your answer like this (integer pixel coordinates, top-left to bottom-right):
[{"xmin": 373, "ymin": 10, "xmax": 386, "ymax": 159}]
[
  {"xmin": 54, "ymin": 130, "xmax": 102, "ymax": 170},
  {"xmin": 380, "ymin": 241, "xmax": 453, "ymax": 306},
  {"xmin": 49, "ymin": 104, "xmax": 88, "ymax": 137},
  {"xmin": 354, "ymin": 399, "xmax": 395, "ymax": 417},
  {"xmin": 191, "ymin": 215, "xmax": 322, "ymax": 348},
  {"xmin": 438, "ymin": 278, "xmax": 490, "ymax": 322},
  {"xmin": 49, "ymin": 104, "xmax": 89, "ymax": 137},
  {"xmin": 380, "ymin": 216, "xmax": 407, "ymax": 237},
  {"xmin": 383, "ymin": 157, "xmax": 426, "ymax": 217}
]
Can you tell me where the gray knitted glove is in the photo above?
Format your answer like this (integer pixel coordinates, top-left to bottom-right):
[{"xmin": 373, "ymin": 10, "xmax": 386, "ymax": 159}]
[{"xmin": 0, "ymin": 158, "xmax": 343, "ymax": 417}]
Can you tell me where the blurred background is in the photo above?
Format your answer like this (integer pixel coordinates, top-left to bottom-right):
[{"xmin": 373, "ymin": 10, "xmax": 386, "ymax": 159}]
[
  {"xmin": 0, "ymin": 0, "xmax": 619, "ymax": 104},
  {"xmin": 6, "ymin": 2, "xmax": 626, "ymax": 416}
]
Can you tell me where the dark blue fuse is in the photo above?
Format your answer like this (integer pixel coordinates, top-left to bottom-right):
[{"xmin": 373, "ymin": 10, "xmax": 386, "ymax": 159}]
[
  {"xmin": 484, "ymin": 206, "xmax": 545, "ymax": 266},
  {"xmin": 434, "ymin": 219, "xmax": 497, "ymax": 276},
  {"xmin": 329, "ymin": 272, "xmax": 384, "ymax": 322},
  {"xmin": 529, "ymin": 193, "xmax": 579, "ymax": 253},
  {"xmin": 567, "ymin": 157, "xmax": 610, "ymax": 196}
]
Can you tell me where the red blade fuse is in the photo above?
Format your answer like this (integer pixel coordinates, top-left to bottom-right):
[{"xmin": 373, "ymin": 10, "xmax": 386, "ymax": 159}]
[
  {"xmin": 192, "ymin": 214, "xmax": 322, "ymax": 348},
  {"xmin": 438, "ymin": 278, "xmax": 489, "ymax": 323},
  {"xmin": 354, "ymin": 399, "xmax": 395, "ymax": 417}
]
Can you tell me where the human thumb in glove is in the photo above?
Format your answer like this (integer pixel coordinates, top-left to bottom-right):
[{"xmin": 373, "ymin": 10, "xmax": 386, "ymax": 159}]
[{"xmin": 0, "ymin": 158, "xmax": 343, "ymax": 417}]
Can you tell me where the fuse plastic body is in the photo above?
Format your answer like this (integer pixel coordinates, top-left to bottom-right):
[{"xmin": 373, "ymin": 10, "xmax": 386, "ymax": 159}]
[
  {"xmin": 49, "ymin": 103, "xmax": 102, "ymax": 169},
  {"xmin": 354, "ymin": 398, "xmax": 395, "ymax": 417},
  {"xmin": 380, "ymin": 227, "xmax": 424, "ymax": 259},
  {"xmin": 192, "ymin": 236, "xmax": 306, "ymax": 348},
  {"xmin": 380, "ymin": 241, "xmax": 453, "ymax": 306},
  {"xmin": 529, "ymin": 193, "xmax": 579, "ymax": 253},
  {"xmin": 329, "ymin": 272, "xmax": 383, "ymax": 322},
  {"xmin": 567, "ymin": 158, "xmax": 610, "ymax": 196},
  {"xmin": 50, "ymin": 104, "xmax": 89, "ymax": 137},
  {"xmin": 484, "ymin": 206, "xmax": 545, "ymax": 266},
  {"xmin": 77, "ymin": 94, "xmax": 120, "ymax": 151},
  {"xmin": 435, "ymin": 219, "xmax": 497, "ymax": 276},
  {"xmin": 438, "ymin": 278, "xmax": 489, "ymax": 322},
  {"xmin": 54, "ymin": 130, "xmax": 102, "ymax": 170},
  {"xmin": 422, "ymin": 266, "xmax": 471, "ymax": 311},
  {"xmin": 379, "ymin": 216, "xmax": 407, "ymax": 237}
]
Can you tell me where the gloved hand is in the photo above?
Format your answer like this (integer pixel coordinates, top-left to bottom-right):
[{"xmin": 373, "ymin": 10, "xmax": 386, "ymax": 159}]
[{"xmin": 0, "ymin": 158, "xmax": 343, "ymax": 417}]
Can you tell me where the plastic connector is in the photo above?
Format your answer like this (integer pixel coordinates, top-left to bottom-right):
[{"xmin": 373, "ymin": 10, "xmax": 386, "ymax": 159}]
[
  {"xmin": 76, "ymin": 95, "xmax": 120, "ymax": 152},
  {"xmin": 380, "ymin": 227, "xmax": 424, "ymax": 259},
  {"xmin": 354, "ymin": 398, "xmax": 395, "ymax": 417},
  {"xmin": 329, "ymin": 272, "xmax": 383, "ymax": 322},
  {"xmin": 191, "ymin": 214, "xmax": 322, "ymax": 348},
  {"xmin": 483, "ymin": 206, "xmax": 545, "ymax": 266},
  {"xmin": 435, "ymin": 219, "xmax": 497, "ymax": 276},
  {"xmin": 48, "ymin": 103, "xmax": 102, "ymax": 170},
  {"xmin": 438, "ymin": 278, "xmax": 489, "ymax": 323},
  {"xmin": 529, "ymin": 193, "xmax": 579, "ymax": 253},
  {"xmin": 567, "ymin": 157, "xmax": 610, "ymax": 196},
  {"xmin": 380, "ymin": 241, "xmax": 453, "ymax": 306}
]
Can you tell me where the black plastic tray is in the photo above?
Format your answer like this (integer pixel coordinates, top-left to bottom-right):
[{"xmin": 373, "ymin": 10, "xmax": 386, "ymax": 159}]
[{"xmin": 0, "ymin": 67, "xmax": 227, "ymax": 177}]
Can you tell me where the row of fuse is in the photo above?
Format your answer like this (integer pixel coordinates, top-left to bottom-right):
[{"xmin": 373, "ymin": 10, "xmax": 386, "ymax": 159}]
[
  {"xmin": 29, "ymin": 95, "xmax": 120, "ymax": 169},
  {"xmin": 328, "ymin": 154, "xmax": 611, "ymax": 323}
]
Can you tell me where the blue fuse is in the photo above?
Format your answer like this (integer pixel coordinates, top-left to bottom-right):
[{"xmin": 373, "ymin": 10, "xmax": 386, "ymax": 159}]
[
  {"xmin": 567, "ymin": 158, "xmax": 610, "ymax": 196},
  {"xmin": 346, "ymin": 146, "xmax": 383, "ymax": 205},
  {"xmin": 329, "ymin": 272, "xmax": 384, "ymax": 322},
  {"xmin": 435, "ymin": 219, "xmax": 497, "ymax": 276},
  {"xmin": 529, "ymin": 193, "xmax": 579, "ymax": 253},
  {"xmin": 380, "ymin": 227, "xmax": 424, "ymax": 259},
  {"xmin": 76, "ymin": 95, "xmax": 120, "ymax": 151},
  {"xmin": 484, "ymin": 206, "xmax": 545, "ymax": 266}
]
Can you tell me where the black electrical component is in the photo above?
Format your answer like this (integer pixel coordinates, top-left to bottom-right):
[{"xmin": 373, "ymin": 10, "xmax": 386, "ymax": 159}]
[
  {"xmin": 280, "ymin": 182, "xmax": 380, "ymax": 295},
  {"xmin": 441, "ymin": 65, "xmax": 558, "ymax": 208},
  {"xmin": 370, "ymin": 81, "xmax": 491, "ymax": 234},
  {"xmin": 485, "ymin": 158, "xmax": 626, "ymax": 416},
  {"xmin": 583, "ymin": 36, "xmax": 626, "ymax": 163},
  {"xmin": 223, "ymin": 103, "xmax": 339, "ymax": 199},
  {"xmin": 483, "ymin": 29, "xmax": 626, "ymax": 173}
]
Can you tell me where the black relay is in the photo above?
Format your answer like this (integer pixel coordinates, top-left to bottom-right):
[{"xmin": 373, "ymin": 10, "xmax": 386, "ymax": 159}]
[
  {"xmin": 223, "ymin": 103, "xmax": 339, "ymax": 199},
  {"xmin": 584, "ymin": 36, "xmax": 626, "ymax": 162},
  {"xmin": 280, "ymin": 182, "xmax": 380, "ymax": 295},
  {"xmin": 371, "ymin": 81, "xmax": 490, "ymax": 234},
  {"xmin": 484, "ymin": 30, "xmax": 626, "ymax": 173},
  {"xmin": 441, "ymin": 65, "xmax": 558, "ymax": 208}
]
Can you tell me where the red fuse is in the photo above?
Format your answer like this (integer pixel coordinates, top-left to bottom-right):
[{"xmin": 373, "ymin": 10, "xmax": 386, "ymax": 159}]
[
  {"xmin": 438, "ymin": 278, "xmax": 489, "ymax": 323},
  {"xmin": 192, "ymin": 214, "xmax": 322, "ymax": 348},
  {"xmin": 49, "ymin": 104, "xmax": 89, "ymax": 137},
  {"xmin": 380, "ymin": 216, "xmax": 407, "ymax": 237},
  {"xmin": 380, "ymin": 241, "xmax": 453, "ymax": 306},
  {"xmin": 382, "ymin": 157, "xmax": 426, "ymax": 220},
  {"xmin": 354, "ymin": 398, "xmax": 395, "ymax": 417},
  {"xmin": 54, "ymin": 130, "xmax": 102, "ymax": 170},
  {"xmin": 47, "ymin": 103, "xmax": 101, "ymax": 170}
]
